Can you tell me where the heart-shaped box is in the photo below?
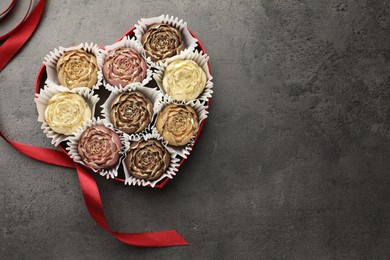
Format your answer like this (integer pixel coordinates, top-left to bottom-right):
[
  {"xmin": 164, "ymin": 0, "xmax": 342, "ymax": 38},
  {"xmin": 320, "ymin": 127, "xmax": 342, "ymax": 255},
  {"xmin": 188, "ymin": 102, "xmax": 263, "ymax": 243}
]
[{"xmin": 33, "ymin": 16, "xmax": 212, "ymax": 189}]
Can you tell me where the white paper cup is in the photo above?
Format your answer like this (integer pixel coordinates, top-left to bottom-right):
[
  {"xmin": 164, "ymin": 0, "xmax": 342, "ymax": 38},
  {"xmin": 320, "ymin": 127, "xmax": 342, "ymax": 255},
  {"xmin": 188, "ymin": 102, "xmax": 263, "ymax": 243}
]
[
  {"xmin": 122, "ymin": 132, "xmax": 180, "ymax": 188},
  {"xmin": 66, "ymin": 117, "xmax": 127, "ymax": 179},
  {"xmin": 101, "ymin": 36, "xmax": 154, "ymax": 91},
  {"xmin": 153, "ymin": 49, "xmax": 213, "ymax": 103},
  {"xmin": 34, "ymin": 81, "xmax": 99, "ymax": 146},
  {"xmin": 43, "ymin": 43, "xmax": 104, "ymax": 91}
]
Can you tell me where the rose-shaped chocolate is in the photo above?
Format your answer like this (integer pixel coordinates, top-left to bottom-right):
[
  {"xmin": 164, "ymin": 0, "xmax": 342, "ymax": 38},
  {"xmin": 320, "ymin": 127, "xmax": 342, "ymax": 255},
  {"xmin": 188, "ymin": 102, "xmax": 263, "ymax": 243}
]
[
  {"xmin": 45, "ymin": 92, "xmax": 91, "ymax": 135},
  {"xmin": 110, "ymin": 91, "xmax": 153, "ymax": 134},
  {"xmin": 78, "ymin": 125, "xmax": 121, "ymax": 169},
  {"xmin": 103, "ymin": 48, "xmax": 148, "ymax": 87},
  {"xmin": 125, "ymin": 139, "xmax": 170, "ymax": 181},
  {"xmin": 141, "ymin": 24, "xmax": 184, "ymax": 62},
  {"xmin": 162, "ymin": 60, "xmax": 206, "ymax": 102},
  {"xmin": 57, "ymin": 50, "xmax": 98, "ymax": 89},
  {"xmin": 156, "ymin": 104, "xmax": 199, "ymax": 146}
]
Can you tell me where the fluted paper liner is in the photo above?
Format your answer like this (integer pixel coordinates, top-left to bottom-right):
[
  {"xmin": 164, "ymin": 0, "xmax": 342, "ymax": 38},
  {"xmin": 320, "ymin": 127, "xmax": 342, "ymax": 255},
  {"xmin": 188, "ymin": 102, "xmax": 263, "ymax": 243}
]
[
  {"xmin": 66, "ymin": 118, "xmax": 127, "ymax": 179},
  {"xmin": 122, "ymin": 132, "xmax": 180, "ymax": 188},
  {"xmin": 134, "ymin": 14, "xmax": 198, "ymax": 65},
  {"xmin": 100, "ymin": 82, "xmax": 162, "ymax": 138},
  {"xmin": 152, "ymin": 98, "xmax": 209, "ymax": 158},
  {"xmin": 34, "ymin": 81, "xmax": 99, "ymax": 146},
  {"xmin": 101, "ymin": 36, "xmax": 154, "ymax": 91},
  {"xmin": 153, "ymin": 49, "xmax": 213, "ymax": 103},
  {"xmin": 43, "ymin": 43, "xmax": 104, "ymax": 91}
]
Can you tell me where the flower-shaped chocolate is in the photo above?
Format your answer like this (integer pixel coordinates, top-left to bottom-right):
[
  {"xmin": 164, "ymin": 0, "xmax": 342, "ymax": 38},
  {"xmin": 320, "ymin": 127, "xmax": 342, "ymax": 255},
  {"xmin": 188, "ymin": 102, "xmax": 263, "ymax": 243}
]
[
  {"xmin": 78, "ymin": 125, "xmax": 121, "ymax": 169},
  {"xmin": 56, "ymin": 50, "xmax": 98, "ymax": 89},
  {"xmin": 142, "ymin": 24, "xmax": 184, "ymax": 62},
  {"xmin": 156, "ymin": 104, "xmax": 199, "ymax": 146},
  {"xmin": 162, "ymin": 60, "xmax": 206, "ymax": 102},
  {"xmin": 110, "ymin": 91, "xmax": 153, "ymax": 134},
  {"xmin": 125, "ymin": 139, "xmax": 170, "ymax": 181},
  {"xmin": 103, "ymin": 48, "xmax": 147, "ymax": 87},
  {"xmin": 45, "ymin": 92, "xmax": 91, "ymax": 135}
]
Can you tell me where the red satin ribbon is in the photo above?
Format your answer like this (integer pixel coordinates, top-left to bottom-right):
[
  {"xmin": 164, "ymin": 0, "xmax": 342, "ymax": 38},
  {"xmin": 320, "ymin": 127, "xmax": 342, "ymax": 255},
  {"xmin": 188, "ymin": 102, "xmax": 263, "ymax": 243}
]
[
  {"xmin": 0, "ymin": 1, "xmax": 188, "ymax": 246},
  {"xmin": 0, "ymin": 0, "xmax": 16, "ymax": 19},
  {"xmin": 0, "ymin": 0, "xmax": 43, "ymax": 71},
  {"xmin": 0, "ymin": 133, "xmax": 188, "ymax": 247},
  {"xmin": 0, "ymin": 0, "xmax": 32, "ymax": 41},
  {"xmin": 0, "ymin": 132, "xmax": 75, "ymax": 168}
]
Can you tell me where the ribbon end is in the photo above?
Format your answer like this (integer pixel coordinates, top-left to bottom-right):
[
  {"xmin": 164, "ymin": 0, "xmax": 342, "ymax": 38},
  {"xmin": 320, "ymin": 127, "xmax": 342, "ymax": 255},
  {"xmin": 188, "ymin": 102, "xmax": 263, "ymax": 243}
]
[{"xmin": 167, "ymin": 230, "xmax": 189, "ymax": 246}]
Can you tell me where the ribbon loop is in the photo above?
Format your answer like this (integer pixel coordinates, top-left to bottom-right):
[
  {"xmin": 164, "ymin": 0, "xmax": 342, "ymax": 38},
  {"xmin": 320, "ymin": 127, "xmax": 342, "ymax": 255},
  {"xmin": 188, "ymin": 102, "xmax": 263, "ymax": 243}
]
[
  {"xmin": 0, "ymin": 0, "xmax": 44, "ymax": 71},
  {"xmin": 0, "ymin": 0, "xmax": 16, "ymax": 19}
]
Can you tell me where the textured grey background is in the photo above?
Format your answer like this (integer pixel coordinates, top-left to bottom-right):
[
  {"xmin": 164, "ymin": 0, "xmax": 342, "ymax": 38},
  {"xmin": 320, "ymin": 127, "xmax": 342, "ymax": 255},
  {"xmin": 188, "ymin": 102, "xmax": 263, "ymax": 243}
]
[{"xmin": 1, "ymin": 0, "xmax": 390, "ymax": 259}]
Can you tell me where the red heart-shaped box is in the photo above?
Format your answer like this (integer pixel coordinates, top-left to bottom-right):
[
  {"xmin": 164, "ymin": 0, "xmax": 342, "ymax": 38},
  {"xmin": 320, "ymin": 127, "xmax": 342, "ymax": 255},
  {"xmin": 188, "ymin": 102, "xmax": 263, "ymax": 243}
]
[{"xmin": 34, "ymin": 26, "xmax": 211, "ymax": 189}]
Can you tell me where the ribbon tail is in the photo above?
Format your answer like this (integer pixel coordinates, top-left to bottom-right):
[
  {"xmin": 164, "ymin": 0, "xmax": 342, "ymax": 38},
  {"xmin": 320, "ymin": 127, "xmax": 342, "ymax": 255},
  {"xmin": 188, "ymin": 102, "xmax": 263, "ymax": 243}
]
[
  {"xmin": 0, "ymin": 131, "xmax": 75, "ymax": 168},
  {"xmin": 75, "ymin": 163, "xmax": 189, "ymax": 247},
  {"xmin": 1, "ymin": 134, "xmax": 188, "ymax": 247},
  {"xmin": 0, "ymin": 0, "xmax": 45, "ymax": 71},
  {"xmin": 112, "ymin": 230, "xmax": 189, "ymax": 247}
]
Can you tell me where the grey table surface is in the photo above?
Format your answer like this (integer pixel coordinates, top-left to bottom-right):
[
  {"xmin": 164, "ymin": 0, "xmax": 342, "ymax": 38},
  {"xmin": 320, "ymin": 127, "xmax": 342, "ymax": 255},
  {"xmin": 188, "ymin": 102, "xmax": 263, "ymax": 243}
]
[{"xmin": 1, "ymin": 0, "xmax": 390, "ymax": 259}]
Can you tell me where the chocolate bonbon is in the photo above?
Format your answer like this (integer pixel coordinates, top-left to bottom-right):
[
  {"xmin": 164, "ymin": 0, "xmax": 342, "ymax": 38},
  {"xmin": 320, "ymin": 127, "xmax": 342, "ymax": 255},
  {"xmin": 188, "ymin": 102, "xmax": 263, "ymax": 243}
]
[
  {"xmin": 142, "ymin": 24, "xmax": 184, "ymax": 62},
  {"xmin": 125, "ymin": 139, "xmax": 170, "ymax": 181},
  {"xmin": 156, "ymin": 104, "xmax": 199, "ymax": 146},
  {"xmin": 57, "ymin": 50, "xmax": 98, "ymax": 89},
  {"xmin": 110, "ymin": 91, "xmax": 153, "ymax": 134},
  {"xmin": 45, "ymin": 92, "xmax": 91, "ymax": 135},
  {"xmin": 77, "ymin": 125, "xmax": 121, "ymax": 169},
  {"xmin": 103, "ymin": 48, "xmax": 147, "ymax": 87},
  {"xmin": 162, "ymin": 60, "xmax": 206, "ymax": 102}
]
